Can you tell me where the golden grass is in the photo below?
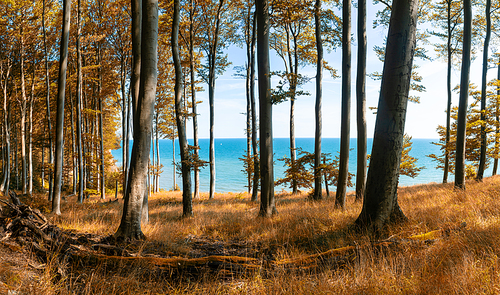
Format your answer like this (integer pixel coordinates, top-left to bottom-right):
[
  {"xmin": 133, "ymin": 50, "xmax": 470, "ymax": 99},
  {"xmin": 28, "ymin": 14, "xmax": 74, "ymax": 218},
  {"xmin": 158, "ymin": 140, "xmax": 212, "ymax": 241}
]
[{"xmin": 9, "ymin": 176, "xmax": 500, "ymax": 294}]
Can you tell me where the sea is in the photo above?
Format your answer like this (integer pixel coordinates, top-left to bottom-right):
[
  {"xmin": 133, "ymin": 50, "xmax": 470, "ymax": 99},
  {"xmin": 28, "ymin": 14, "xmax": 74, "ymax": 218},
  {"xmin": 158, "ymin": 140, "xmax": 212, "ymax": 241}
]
[{"xmin": 111, "ymin": 138, "xmax": 494, "ymax": 193}]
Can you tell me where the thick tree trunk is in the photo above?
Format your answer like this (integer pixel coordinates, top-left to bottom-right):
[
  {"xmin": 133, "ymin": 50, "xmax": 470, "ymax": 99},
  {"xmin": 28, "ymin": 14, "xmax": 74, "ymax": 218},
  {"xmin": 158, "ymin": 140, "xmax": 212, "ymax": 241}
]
[
  {"xmin": 52, "ymin": 0, "xmax": 72, "ymax": 215},
  {"xmin": 336, "ymin": 0, "xmax": 351, "ymax": 209},
  {"xmin": 115, "ymin": 0, "xmax": 158, "ymax": 239},
  {"xmin": 312, "ymin": 0, "xmax": 323, "ymax": 201},
  {"xmin": 172, "ymin": 0, "xmax": 193, "ymax": 217},
  {"xmin": 443, "ymin": 0, "xmax": 452, "ymax": 184},
  {"xmin": 131, "ymin": 0, "xmax": 141, "ymax": 131},
  {"xmin": 256, "ymin": 0, "xmax": 276, "ymax": 217},
  {"xmin": 476, "ymin": 0, "xmax": 491, "ymax": 181},
  {"xmin": 355, "ymin": 0, "xmax": 419, "ymax": 232},
  {"xmin": 355, "ymin": 0, "xmax": 367, "ymax": 201},
  {"xmin": 455, "ymin": 0, "xmax": 472, "ymax": 190}
]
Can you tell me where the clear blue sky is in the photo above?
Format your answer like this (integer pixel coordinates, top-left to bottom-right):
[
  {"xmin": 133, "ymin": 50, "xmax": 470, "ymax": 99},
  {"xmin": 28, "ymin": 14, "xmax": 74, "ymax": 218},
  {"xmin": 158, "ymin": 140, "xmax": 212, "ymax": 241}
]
[{"xmin": 186, "ymin": 3, "xmax": 492, "ymax": 140}]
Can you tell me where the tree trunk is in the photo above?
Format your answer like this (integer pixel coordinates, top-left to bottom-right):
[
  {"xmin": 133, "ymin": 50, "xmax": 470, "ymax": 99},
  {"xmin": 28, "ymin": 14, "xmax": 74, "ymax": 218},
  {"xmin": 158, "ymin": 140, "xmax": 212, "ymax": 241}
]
[
  {"xmin": 245, "ymin": 6, "xmax": 252, "ymax": 194},
  {"xmin": 121, "ymin": 55, "xmax": 129, "ymax": 195},
  {"xmin": 443, "ymin": 0, "xmax": 452, "ymax": 184},
  {"xmin": 493, "ymin": 58, "xmax": 500, "ymax": 176},
  {"xmin": 455, "ymin": 0, "xmax": 472, "ymax": 190},
  {"xmin": 20, "ymin": 33, "xmax": 27, "ymax": 195},
  {"xmin": 115, "ymin": 0, "xmax": 158, "ymax": 240},
  {"xmin": 189, "ymin": 0, "xmax": 200, "ymax": 199},
  {"xmin": 76, "ymin": 0, "xmax": 84, "ymax": 203},
  {"xmin": 355, "ymin": 0, "xmax": 367, "ymax": 201},
  {"xmin": 172, "ymin": 0, "xmax": 193, "ymax": 217},
  {"xmin": 256, "ymin": 0, "xmax": 276, "ymax": 217},
  {"xmin": 208, "ymin": 0, "xmax": 225, "ymax": 200},
  {"xmin": 250, "ymin": 12, "xmax": 259, "ymax": 202},
  {"xmin": 476, "ymin": 0, "xmax": 491, "ymax": 181},
  {"xmin": 69, "ymin": 86, "xmax": 77, "ymax": 195},
  {"xmin": 336, "ymin": 0, "xmax": 351, "ymax": 209},
  {"xmin": 98, "ymin": 40, "xmax": 105, "ymax": 199},
  {"xmin": 312, "ymin": 0, "xmax": 323, "ymax": 201},
  {"xmin": 355, "ymin": 0, "xmax": 419, "ymax": 232},
  {"xmin": 172, "ymin": 138, "xmax": 176, "ymax": 190},
  {"xmin": 42, "ymin": 0, "xmax": 54, "ymax": 201},
  {"xmin": 0, "ymin": 61, "xmax": 11, "ymax": 195},
  {"xmin": 52, "ymin": 0, "xmax": 72, "ymax": 215},
  {"xmin": 28, "ymin": 67, "xmax": 35, "ymax": 195},
  {"xmin": 131, "ymin": 0, "xmax": 141, "ymax": 131}
]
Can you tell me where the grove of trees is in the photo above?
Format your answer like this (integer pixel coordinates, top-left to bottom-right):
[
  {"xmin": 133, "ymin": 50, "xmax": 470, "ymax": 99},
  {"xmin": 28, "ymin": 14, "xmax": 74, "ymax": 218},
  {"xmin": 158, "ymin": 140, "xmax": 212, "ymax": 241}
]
[{"xmin": 0, "ymin": 0, "xmax": 499, "ymax": 237}]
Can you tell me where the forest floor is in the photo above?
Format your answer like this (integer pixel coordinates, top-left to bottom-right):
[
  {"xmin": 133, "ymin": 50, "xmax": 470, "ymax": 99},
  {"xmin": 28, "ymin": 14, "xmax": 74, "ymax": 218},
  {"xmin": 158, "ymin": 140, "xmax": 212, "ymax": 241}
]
[{"xmin": 1, "ymin": 177, "xmax": 500, "ymax": 294}]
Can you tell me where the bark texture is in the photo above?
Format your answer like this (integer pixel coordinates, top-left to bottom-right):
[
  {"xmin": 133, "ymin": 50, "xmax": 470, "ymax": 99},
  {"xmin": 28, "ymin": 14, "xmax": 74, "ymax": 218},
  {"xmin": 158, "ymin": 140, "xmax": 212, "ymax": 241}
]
[{"xmin": 355, "ymin": 0, "xmax": 419, "ymax": 232}]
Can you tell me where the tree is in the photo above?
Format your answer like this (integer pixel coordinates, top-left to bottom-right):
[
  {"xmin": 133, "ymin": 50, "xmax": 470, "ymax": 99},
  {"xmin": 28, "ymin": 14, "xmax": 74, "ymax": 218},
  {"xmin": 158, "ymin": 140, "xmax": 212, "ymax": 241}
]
[
  {"xmin": 355, "ymin": 0, "xmax": 367, "ymax": 201},
  {"xmin": 115, "ymin": 0, "xmax": 158, "ymax": 239},
  {"xmin": 173, "ymin": 0, "xmax": 193, "ymax": 217},
  {"xmin": 455, "ymin": 0, "xmax": 472, "ymax": 190},
  {"xmin": 198, "ymin": 0, "xmax": 234, "ymax": 199},
  {"xmin": 312, "ymin": 0, "xmax": 323, "ymax": 200},
  {"xmin": 476, "ymin": 0, "xmax": 492, "ymax": 181},
  {"xmin": 256, "ymin": 0, "xmax": 276, "ymax": 217},
  {"xmin": 52, "ymin": 0, "xmax": 72, "ymax": 215},
  {"xmin": 429, "ymin": 0, "xmax": 464, "ymax": 183},
  {"xmin": 355, "ymin": 0, "xmax": 419, "ymax": 232},
  {"xmin": 335, "ymin": 0, "xmax": 351, "ymax": 209}
]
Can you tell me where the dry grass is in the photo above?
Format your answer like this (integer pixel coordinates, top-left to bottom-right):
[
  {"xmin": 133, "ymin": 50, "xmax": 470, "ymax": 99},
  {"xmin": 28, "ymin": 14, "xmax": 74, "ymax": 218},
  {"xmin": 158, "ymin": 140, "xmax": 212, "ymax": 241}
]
[{"xmin": 5, "ymin": 176, "xmax": 500, "ymax": 294}]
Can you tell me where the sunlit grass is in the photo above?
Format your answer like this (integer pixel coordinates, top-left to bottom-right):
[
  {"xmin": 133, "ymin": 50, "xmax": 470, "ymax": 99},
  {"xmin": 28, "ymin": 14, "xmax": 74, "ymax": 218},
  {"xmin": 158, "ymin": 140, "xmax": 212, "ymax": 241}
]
[{"xmin": 14, "ymin": 176, "xmax": 500, "ymax": 294}]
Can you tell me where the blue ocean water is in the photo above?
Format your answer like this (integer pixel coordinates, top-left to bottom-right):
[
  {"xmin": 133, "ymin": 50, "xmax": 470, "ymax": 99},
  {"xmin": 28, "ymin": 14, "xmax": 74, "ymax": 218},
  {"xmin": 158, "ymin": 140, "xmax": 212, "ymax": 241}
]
[{"xmin": 111, "ymin": 138, "xmax": 493, "ymax": 193}]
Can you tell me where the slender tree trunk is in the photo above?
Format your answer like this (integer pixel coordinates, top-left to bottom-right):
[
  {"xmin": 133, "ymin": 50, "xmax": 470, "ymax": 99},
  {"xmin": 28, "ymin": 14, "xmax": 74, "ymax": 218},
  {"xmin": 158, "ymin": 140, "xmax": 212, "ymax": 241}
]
[
  {"xmin": 115, "ymin": 0, "xmax": 158, "ymax": 239},
  {"xmin": 249, "ymin": 11, "xmax": 259, "ymax": 202},
  {"xmin": 208, "ymin": 0, "xmax": 225, "ymax": 200},
  {"xmin": 42, "ymin": 0, "xmax": 54, "ymax": 200},
  {"xmin": 97, "ymin": 39, "xmax": 105, "ymax": 199},
  {"xmin": 20, "ymin": 33, "xmax": 27, "ymax": 194},
  {"xmin": 189, "ymin": 0, "xmax": 200, "ymax": 199},
  {"xmin": 155, "ymin": 115, "xmax": 160, "ymax": 193},
  {"xmin": 355, "ymin": 0, "xmax": 419, "ymax": 231},
  {"xmin": 70, "ymin": 86, "xmax": 77, "ymax": 195},
  {"xmin": 0, "ymin": 61, "xmax": 11, "ymax": 194},
  {"xmin": 245, "ymin": 7, "xmax": 252, "ymax": 194},
  {"xmin": 52, "ymin": 0, "xmax": 72, "ymax": 215},
  {"xmin": 28, "ymin": 67, "xmax": 35, "ymax": 195},
  {"xmin": 455, "ymin": 0, "xmax": 472, "ymax": 190},
  {"xmin": 355, "ymin": 0, "xmax": 367, "ymax": 201},
  {"xmin": 336, "ymin": 0, "xmax": 351, "ymax": 209},
  {"xmin": 121, "ymin": 56, "xmax": 129, "ymax": 195},
  {"xmin": 313, "ymin": 0, "xmax": 323, "ymax": 200},
  {"xmin": 173, "ymin": 0, "xmax": 193, "ymax": 217},
  {"xmin": 256, "ymin": 0, "xmax": 276, "ymax": 217},
  {"xmin": 476, "ymin": 0, "xmax": 491, "ymax": 181},
  {"xmin": 443, "ymin": 0, "xmax": 452, "ymax": 184},
  {"xmin": 493, "ymin": 59, "xmax": 500, "ymax": 176},
  {"xmin": 76, "ymin": 0, "xmax": 84, "ymax": 203},
  {"xmin": 172, "ymin": 138, "xmax": 176, "ymax": 190}
]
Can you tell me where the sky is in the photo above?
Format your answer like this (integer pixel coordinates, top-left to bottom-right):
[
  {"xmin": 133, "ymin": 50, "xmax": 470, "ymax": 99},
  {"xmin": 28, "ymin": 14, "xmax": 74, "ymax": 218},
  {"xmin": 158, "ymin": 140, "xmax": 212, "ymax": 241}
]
[{"xmin": 183, "ymin": 3, "xmax": 495, "ymax": 140}]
